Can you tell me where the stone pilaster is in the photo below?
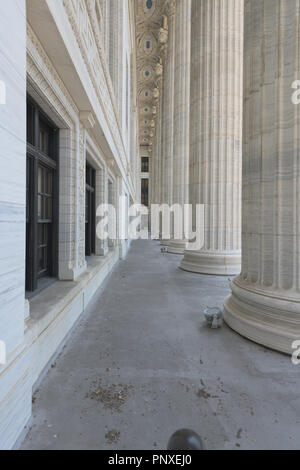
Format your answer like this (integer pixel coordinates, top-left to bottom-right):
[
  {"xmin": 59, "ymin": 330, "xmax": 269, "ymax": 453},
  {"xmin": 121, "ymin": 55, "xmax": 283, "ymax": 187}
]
[
  {"xmin": 95, "ymin": 165, "xmax": 109, "ymax": 256},
  {"xmin": 77, "ymin": 124, "xmax": 87, "ymax": 273},
  {"xmin": 160, "ymin": 1, "xmax": 176, "ymax": 245},
  {"xmin": 168, "ymin": 0, "xmax": 191, "ymax": 254},
  {"xmin": 180, "ymin": 0, "xmax": 243, "ymax": 274},
  {"xmin": 224, "ymin": 0, "xmax": 300, "ymax": 354},
  {"xmin": 108, "ymin": 176, "xmax": 119, "ymax": 248},
  {"xmin": 108, "ymin": 0, "xmax": 123, "ymax": 118},
  {"xmin": 59, "ymin": 123, "xmax": 87, "ymax": 280}
]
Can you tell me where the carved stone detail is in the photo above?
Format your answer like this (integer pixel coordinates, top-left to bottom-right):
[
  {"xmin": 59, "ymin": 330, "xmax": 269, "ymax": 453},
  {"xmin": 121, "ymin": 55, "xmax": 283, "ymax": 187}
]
[{"xmin": 135, "ymin": 0, "xmax": 172, "ymax": 151}]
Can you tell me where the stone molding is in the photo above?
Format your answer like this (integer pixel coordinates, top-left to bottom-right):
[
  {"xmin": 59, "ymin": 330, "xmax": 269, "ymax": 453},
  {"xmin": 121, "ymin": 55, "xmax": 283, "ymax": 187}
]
[
  {"xmin": 135, "ymin": 0, "xmax": 171, "ymax": 153},
  {"xmin": 27, "ymin": 25, "xmax": 84, "ymax": 278},
  {"xmin": 62, "ymin": 0, "xmax": 131, "ymax": 184}
]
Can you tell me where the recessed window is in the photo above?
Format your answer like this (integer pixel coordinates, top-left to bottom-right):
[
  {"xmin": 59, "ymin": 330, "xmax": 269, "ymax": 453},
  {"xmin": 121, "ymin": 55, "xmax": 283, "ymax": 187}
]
[
  {"xmin": 86, "ymin": 163, "xmax": 96, "ymax": 257},
  {"xmin": 146, "ymin": 41, "xmax": 151, "ymax": 49},
  {"xmin": 146, "ymin": 0, "xmax": 153, "ymax": 9},
  {"xmin": 27, "ymin": 101, "xmax": 34, "ymax": 145},
  {"xmin": 141, "ymin": 178, "xmax": 149, "ymax": 207},
  {"xmin": 141, "ymin": 157, "xmax": 149, "ymax": 173},
  {"xmin": 26, "ymin": 96, "xmax": 59, "ymax": 293}
]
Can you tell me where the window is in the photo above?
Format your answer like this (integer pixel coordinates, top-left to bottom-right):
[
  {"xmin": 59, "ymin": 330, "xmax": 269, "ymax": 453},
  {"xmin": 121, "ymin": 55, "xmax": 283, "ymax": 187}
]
[
  {"xmin": 85, "ymin": 163, "xmax": 96, "ymax": 256},
  {"xmin": 141, "ymin": 178, "xmax": 149, "ymax": 207},
  {"xmin": 141, "ymin": 157, "xmax": 149, "ymax": 173},
  {"xmin": 26, "ymin": 97, "xmax": 59, "ymax": 293}
]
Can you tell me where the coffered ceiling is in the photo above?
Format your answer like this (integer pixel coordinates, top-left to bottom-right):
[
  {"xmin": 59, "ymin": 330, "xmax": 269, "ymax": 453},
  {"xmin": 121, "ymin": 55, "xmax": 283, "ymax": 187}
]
[{"xmin": 135, "ymin": 0, "xmax": 171, "ymax": 156}]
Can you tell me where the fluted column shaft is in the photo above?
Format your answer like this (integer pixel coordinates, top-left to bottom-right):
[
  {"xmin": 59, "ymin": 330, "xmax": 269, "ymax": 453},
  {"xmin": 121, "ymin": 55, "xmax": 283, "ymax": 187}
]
[
  {"xmin": 181, "ymin": 0, "xmax": 243, "ymax": 274},
  {"xmin": 161, "ymin": 2, "xmax": 176, "ymax": 245},
  {"xmin": 151, "ymin": 86, "xmax": 163, "ymax": 207},
  {"xmin": 168, "ymin": 0, "xmax": 191, "ymax": 254},
  {"xmin": 150, "ymin": 96, "xmax": 162, "ymax": 237},
  {"xmin": 224, "ymin": 0, "xmax": 300, "ymax": 354}
]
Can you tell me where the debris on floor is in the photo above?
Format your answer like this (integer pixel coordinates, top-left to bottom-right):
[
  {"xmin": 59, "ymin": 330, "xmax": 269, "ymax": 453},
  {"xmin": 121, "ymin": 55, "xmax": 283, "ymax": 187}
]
[
  {"xmin": 105, "ymin": 429, "xmax": 121, "ymax": 444},
  {"xmin": 86, "ymin": 380, "xmax": 134, "ymax": 413}
]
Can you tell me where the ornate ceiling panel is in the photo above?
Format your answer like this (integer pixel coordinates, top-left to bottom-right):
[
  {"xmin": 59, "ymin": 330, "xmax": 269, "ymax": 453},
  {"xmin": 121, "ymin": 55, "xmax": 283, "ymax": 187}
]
[{"xmin": 135, "ymin": 0, "xmax": 171, "ymax": 154}]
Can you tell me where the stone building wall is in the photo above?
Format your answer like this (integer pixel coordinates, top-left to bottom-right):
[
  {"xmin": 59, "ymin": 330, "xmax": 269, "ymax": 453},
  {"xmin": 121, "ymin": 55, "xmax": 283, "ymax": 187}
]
[{"xmin": 0, "ymin": 0, "xmax": 139, "ymax": 449}]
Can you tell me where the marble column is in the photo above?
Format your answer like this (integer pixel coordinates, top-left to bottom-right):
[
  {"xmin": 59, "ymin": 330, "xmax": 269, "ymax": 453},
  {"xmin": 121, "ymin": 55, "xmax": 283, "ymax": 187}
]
[
  {"xmin": 160, "ymin": 0, "xmax": 176, "ymax": 246},
  {"xmin": 149, "ymin": 88, "xmax": 163, "ymax": 239},
  {"xmin": 180, "ymin": 0, "xmax": 243, "ymax": 274},
  {"xmin": 168, "ymin": 0, "xmax": 191, "ymax": 255},
  {"xmin": 224, "ymin": 0, "xmax": 300, "ymax": 354},
  {"xmin": 151, "ymin": 80, "xmax": 163, "ymax": 208}
]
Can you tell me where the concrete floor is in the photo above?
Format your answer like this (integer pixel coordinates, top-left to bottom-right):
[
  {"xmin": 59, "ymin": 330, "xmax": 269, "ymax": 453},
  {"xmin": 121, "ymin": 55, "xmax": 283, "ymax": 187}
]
[{"xmin": 21, "ymin": 240, "xmax": 300, "ymax": 450}]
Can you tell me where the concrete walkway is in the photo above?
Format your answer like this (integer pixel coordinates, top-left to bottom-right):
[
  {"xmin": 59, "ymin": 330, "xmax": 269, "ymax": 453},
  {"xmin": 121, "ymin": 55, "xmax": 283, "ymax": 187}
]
[{"xmin": 21, "ymin": 240, "xmax": 300, "ymax": 450}]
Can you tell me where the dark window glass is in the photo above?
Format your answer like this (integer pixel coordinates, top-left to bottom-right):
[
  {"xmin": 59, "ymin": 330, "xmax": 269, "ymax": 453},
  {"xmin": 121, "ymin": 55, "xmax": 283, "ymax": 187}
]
[
  {"xmin": 27, "ymin": 101, "xmax": 35, "ymax": 145},
  {"xmin": 37, "ymin": 165, "xmax": 53, "ymax": 278},
  {"xmin": 141, "ymin": 157, "xmax": 149, "ymax": 173},
  {"xmin": 141, "ymin": 178, "xmax": 149, "ymax": 207},
  {"xmin": 85, "ymin": 163, "xmax": 96, "ymax": 256},
  {"xmin": 26, "ymin": 96, "xmax": 58, "ymax": 293}
]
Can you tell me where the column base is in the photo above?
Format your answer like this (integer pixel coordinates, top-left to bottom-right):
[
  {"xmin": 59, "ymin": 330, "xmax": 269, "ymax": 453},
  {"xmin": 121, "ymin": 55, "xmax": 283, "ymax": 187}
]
[
  {"xmin": 223, "ymin": 276, "xmax": 300, "ymax": 355},
  {"xmin": 180, "ymin": 250, "xmax": 241, "ymax": 275},
  {"xmin": 167, "ymin": 239, "xmax": 187, "ymax": 254},
  {"xmin": 160, "ymin": 239, "xmax": 171, "ymax": 247}
]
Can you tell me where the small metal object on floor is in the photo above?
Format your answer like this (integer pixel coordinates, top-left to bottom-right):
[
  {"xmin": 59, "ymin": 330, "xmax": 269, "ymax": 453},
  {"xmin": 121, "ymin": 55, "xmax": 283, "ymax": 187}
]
[
  {"xmin": 204, "ymin": 307, "xmax": 223, "ymax": 329},
  {"xmin": 167, "ymin": 429, "xmax": 205, "ymax": 450}
]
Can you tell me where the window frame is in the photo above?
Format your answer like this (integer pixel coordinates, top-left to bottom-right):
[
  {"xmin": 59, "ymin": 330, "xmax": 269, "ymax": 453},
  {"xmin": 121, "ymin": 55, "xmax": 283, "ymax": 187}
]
[
  {"xmin": 85, "ymin": 163, "xmax": 96, "ymax": 257},
  {"xmin": 141, "ymin": 178, "xmax": 149, "ymax": 207},
  {"xmin": 141, "ymin": 156, "xmax": 149, "ymax": 173},
  {"xmin": 26, "ymin": 96, "xmax": 59, "ymax": 293}
]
